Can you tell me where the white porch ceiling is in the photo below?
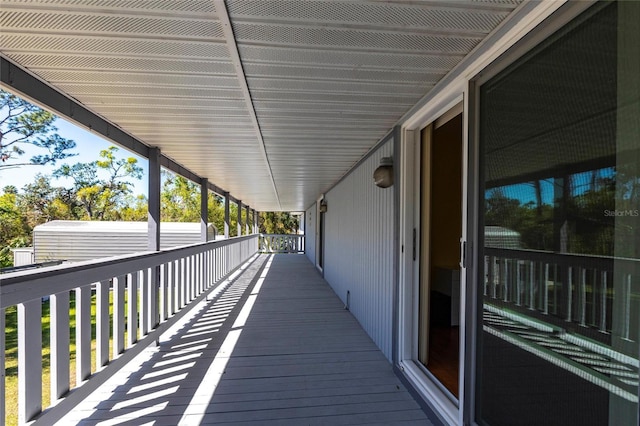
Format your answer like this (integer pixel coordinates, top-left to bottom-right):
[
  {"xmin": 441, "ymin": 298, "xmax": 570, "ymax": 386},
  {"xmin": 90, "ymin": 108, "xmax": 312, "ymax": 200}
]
[{"xmin": 0, "ymin": 0, "xmax": 523, "ymax": 211}]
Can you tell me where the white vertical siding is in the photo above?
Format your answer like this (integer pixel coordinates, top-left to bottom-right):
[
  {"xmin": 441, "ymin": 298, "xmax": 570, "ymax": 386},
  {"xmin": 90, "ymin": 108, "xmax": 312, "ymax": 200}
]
[
  {"xmin": 305, "ymin": 203, "xmax": 317, "ymax": 265},
  {"xmin": 323, "ymin": 139, "xmax": 395, "ymax": 361}
]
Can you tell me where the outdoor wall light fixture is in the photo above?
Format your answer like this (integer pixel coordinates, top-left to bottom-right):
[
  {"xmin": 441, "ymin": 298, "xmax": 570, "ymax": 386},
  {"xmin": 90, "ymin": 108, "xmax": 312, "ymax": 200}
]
[
  {"xmin": 373, "ymin": 157, "xmax": 394, "ymax": 188},
  {"xmin": 319, "ymin": 200, "xmax": 328, "ymax": 213}
]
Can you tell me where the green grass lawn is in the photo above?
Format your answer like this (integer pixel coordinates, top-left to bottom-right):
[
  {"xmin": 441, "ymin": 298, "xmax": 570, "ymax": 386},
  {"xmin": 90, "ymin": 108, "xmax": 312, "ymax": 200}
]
[{"xmin": 4, "ymin": 290, "xmax": 130, "ymax": 426}]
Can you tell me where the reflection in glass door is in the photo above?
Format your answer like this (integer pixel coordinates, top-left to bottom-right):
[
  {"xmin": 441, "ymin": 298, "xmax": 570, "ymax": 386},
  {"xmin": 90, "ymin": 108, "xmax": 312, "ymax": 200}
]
[{"xmin": 475, "ymin": 2, "xmax": 640, "ymax": 425}]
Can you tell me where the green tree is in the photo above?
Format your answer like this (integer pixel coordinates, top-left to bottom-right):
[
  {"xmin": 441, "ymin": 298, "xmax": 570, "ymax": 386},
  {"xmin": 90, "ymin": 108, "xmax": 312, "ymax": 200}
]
[
  {"xmin": 161, "ymin": 172, "xmax": 201, "ymax": 222},
  {"xmin": 119, "ymin": 194, "xmax": 148, "ymax": 221},
  {"xmin": 18, "ymin": 174, "xmax": 76, "ymax": 228},
  {"xmin": 53, "ymin": 146, "xmax": 143, "ymax": 220},
  {"xmin": 159, "ymin": 171, "xmax": 238, "ymax": 237},
  {"xmin": 0, "ymin": 186, "xmax": 31, "ymax": 267},
  {"xmin": 0, "ymin": 89, "xmax": 76, "ymax": 169},
  {"xmin": 259, "ymin": 212, "xmax": 299, "ymax": 234}
]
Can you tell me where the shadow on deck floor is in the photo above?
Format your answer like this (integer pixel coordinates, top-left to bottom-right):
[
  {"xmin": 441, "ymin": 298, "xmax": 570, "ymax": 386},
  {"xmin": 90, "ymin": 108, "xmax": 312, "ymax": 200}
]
[{"xmin": 59, "ymin": 254, "xmax": 437, "ymax": 426}]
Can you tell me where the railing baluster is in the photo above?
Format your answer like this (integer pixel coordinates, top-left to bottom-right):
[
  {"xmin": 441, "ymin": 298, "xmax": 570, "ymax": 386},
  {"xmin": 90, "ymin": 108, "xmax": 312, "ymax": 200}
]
[
  {"xmin": 113, "ymin": 275, "xmax": 125, "ymax": 357},
  {"xmin": 179, "ymin": 257, "xmax": 186, "ymax": 309},
  {"xmin": 194, "ymin": 254, "xmax": 199, "ymax": 296},
  {"xmin": 191, "ymin": 255, "xmax": 197, "ymax": 299},
  {"xmin": 159, "ymin": 263, "xmax": 167, "ymax": 322},
  {"xmin": 18, "ymin": 299, "xmax": 42, "ymax": 424},
  {"xmin": 50, "ymin": 290, "xmax": 70, "ymax": 403},
  {"xmin": 516, "ymin": 260, "xmax": 522, "ymax": 305},
  {"xmin": 528, "ymin": 261, "xmax": 535, "ymax": 310},
  {"xmin": 128, "ymin": 272, "xmax": 138, "ymax": 348},
  {"xmin": 197, "ymin": 253, "xmax": 202, "ymax": 294},
  {"xmin": 139, "ymin": 271, "xmax": 148, "ymax": 338},
  {"xmin": 185, "ymin": 256, "xmax": 191, "ymax": 302},
  {"xmin": 590, "ymin": 269, "xmax": 597, "ymax": 327},
  {"xmin": 567, "ymin": 266, "xmax": 573, "ymax": 322},
  {"xmin": 622, "ymin": 273, "xmax": 631, "ymax": 340},
  {"xmin": 491, "ymin": 257, "xmax": 497, "ymax": 299},
  {"xmin": 543, "ymin": 263, "xmax": 549, "ymax": 315},
  {"xmin": 580, "ymin": 268, "xmax": 587, "ymax": 326},
  {"xmin": 484, "ymin": 256, "xmax": 490, "ymax": 297},
  {"xmin": 549, "ymin": 264, "xmax": 555, "ymax": 315},
  {"xmin": 76, "ymin": 286, "xmax": 92, "ymax": 382},
  {"xmin": 600, "ymin": 270, "xmax": 607, "ymax": 332},
  {"xmin": 149, "ymin": 267, "xmax": 159, "ymax": 330},
  {"xmin": 167, "ymin": 262, "xmax": 174, "ymax": 317},
  {"xmin": 502, "ymin": 259, "xmax": 508, "ymax": 302},
  {"xmin": 96, "ymin": 280, "xmax": 110, "ymax": 367}
]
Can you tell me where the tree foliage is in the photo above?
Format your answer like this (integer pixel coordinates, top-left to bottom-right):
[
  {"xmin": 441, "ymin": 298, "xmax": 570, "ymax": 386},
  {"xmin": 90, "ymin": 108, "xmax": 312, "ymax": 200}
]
[
  {"xmin": 259, "ymin": 212, "xmax": 299, "ymax": 234},
  {"xmin": 0, "ymin": 89, "xmax": 76, "ymax": 169},
  {"xmin": 53, "ymin": 146, "xmax": 143, "ymax": 220},
  {"xmin": 485, "ymin": 172, "xmax": 623, "ymax": 257},
  {"xmin": 0, "ymin": 187, "xmax": 31, "ymax": 267}
]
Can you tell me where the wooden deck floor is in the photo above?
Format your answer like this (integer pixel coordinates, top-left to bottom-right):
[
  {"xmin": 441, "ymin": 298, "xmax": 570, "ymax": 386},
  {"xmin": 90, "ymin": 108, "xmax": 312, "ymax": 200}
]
[{"xmin": 59, "ymin": 254, "xmax": 437, "ymax": 425}]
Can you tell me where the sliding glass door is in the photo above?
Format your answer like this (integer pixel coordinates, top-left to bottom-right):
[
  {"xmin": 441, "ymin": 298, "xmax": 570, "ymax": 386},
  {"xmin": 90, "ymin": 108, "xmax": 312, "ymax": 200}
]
[{"xmin": 474, "ymin": 2, "xmax": 640, "ymax": 425}]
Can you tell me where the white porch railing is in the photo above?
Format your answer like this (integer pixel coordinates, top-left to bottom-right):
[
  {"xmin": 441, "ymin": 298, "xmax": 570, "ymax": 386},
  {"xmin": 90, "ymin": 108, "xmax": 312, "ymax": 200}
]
[
  {"xmin": 0, "ymin": 234, "xmax": 258, "ymax": 425},
  {"xmin": 259, "ymin": 234, "xmax": 305, "ymax": 254},
  {"xmin": 484, "ymin": 248, "xmax": 639, "ymax": 347}
]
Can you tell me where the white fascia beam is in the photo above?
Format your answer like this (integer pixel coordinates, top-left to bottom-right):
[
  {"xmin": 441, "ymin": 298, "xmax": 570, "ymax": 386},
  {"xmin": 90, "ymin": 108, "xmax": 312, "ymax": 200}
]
[{"xmin": 214, "ymin": 0, "xmax": 282, "ymax": 210}]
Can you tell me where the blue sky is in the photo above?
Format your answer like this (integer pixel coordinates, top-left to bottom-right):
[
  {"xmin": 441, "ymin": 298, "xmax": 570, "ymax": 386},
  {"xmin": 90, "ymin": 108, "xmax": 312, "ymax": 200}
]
[{"xmin": 0, "ymin": 115, "xmax": 149, "ymax": 196}]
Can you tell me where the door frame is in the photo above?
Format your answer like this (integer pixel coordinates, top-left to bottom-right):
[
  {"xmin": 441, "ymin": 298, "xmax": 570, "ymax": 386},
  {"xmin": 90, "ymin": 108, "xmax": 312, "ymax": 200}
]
[
  {"xmin": 398, "ymin": 94, "xmax": 466, "ymax": 426},
  {"xmin": 315, "ymin": 194, "xmax": 325, "ymax": 273}
]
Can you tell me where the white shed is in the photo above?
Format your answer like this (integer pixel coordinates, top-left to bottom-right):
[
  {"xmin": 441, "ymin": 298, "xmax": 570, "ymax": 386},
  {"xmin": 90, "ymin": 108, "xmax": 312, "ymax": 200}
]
[
  {"xmin": 12, "ymin": 247, "xmax": 35, "ymax": 267},
  {"xmin": 33, "ymin": 220, "xmax": 217, "ymax": 263},
  {"xmin": 484, "ymin": 226, "xmax": 521, "ymax": 249}
]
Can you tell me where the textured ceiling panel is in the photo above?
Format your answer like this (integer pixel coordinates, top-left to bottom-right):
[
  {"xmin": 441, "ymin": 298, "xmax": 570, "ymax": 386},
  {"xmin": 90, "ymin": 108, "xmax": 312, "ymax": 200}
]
[
  {"xmin": 0, "ymin": 34, "xmax": 230, "ymax": 59},
  {"xmin": 0, "ymin": 10, "xmax": 223, "ymax": 39},
  {"xmin": 0, "ymin": 0, "xmax": 524, "ymax": 211},
  {"xmin": 51, "ymin": 84, "xmax": 244, "ymax": 100},
  {"xmin": 233, "ymin": 23, "xmax": 481, "ymax": 53},
  {"xmin": 6, "ymin": 54, "xmax": 236, "ymax": 74},
  {"xmin": 226, "ymin": 0, "xmax": 511, "ymax": 32},
  {"xmin": 1, "ymin": 0, "xmax": 217, "ymax": 14},
  {"xmin": 238, "ymin": 45, "xmax": 463, "ymax": 70},
  {"xmin": 34, "ymin": 70, "xmax": 241, "ymax": 89},
  {"xmin": 247, "ymin": 77, "xmax": 430, "ymax": 96}
]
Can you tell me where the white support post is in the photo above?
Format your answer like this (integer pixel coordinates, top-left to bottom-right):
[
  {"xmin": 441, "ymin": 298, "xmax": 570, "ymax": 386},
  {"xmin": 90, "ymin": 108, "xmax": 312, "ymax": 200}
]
[
  {"xmin": 113, "ymin": 275, "xmax": 125, "ymax": 357},
  {"xmin": 96, "ymin": 280, "xmax": 110, "ymax": 368},
  {"xmin": 76, "ymin": 286, "xmax": 91, "ymax": 383},
  {"xmin": 127, "ymin": 272, "xmax": 138, "ymax": 348},
  {"xmin": 50, "ymin": 291, "xmax": 70, "ymax": 403},
  {"xmin": 18, "ymin": 299, "xmax": 42, "ymax": 424}
]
